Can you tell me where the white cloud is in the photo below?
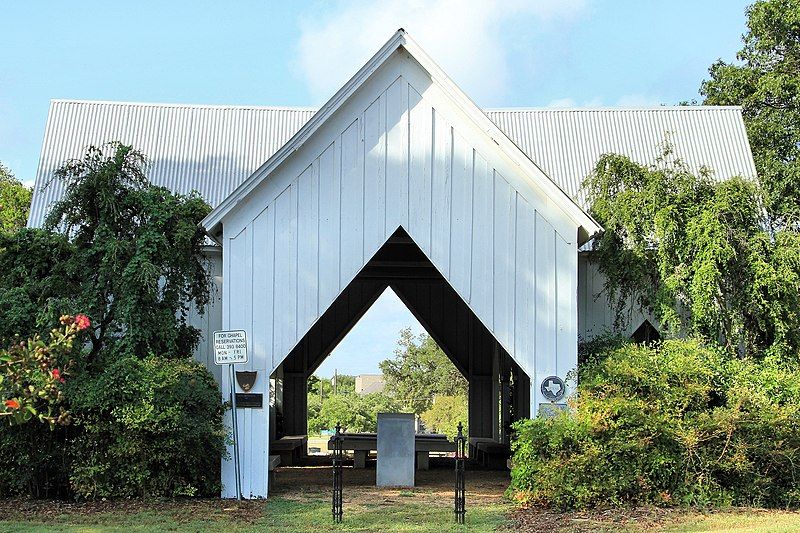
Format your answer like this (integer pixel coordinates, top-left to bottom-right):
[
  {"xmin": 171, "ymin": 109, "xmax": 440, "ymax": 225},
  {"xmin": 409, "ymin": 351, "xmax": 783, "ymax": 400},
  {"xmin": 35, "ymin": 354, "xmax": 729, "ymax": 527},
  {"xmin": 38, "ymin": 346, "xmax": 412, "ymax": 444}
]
[
  {"xmin": 545, "ymin": 94, "xmax": 662, "ymax": 108},
  {"xmin": 545, "ymin": 97, "xmax": 576, "ymax": 108},
  {"xmin": 294, "ymin": 0, "xmax": 586, "ymax": 105}
]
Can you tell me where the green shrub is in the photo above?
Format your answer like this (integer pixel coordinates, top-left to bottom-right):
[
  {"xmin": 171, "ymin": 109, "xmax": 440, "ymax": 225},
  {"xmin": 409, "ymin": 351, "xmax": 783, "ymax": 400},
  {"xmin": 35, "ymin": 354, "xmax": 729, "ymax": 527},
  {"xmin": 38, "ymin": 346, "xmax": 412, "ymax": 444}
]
[
  {"xmin": 66, "ymin": 355, "xmax": 225, "ymax": 499},
  {"xmin": 510, "ymin": 339, "xmax": 800, "ymax": 510},
  {"xmin": 0, "ymin": 228, "xmax": 77, "ymax": 343},
  {"xmin": 0, "ymin": 423, "xmax": 72, "ymax": 498}
]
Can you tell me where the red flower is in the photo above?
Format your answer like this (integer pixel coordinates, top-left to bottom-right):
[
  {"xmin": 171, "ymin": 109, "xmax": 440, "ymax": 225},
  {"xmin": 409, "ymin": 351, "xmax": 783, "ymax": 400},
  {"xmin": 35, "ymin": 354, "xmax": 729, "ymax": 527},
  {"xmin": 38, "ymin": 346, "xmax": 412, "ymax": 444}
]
[
  {"xmin": 74, "ymin": 314, "xmax": 91, "ymax": 331},
  {"xmin": 52, "ymin": 368, "xmax": 65, "ymax": 383},
  {"xmin": 4, "ymin": 399, "xmax": 20, "ymax": 410}
]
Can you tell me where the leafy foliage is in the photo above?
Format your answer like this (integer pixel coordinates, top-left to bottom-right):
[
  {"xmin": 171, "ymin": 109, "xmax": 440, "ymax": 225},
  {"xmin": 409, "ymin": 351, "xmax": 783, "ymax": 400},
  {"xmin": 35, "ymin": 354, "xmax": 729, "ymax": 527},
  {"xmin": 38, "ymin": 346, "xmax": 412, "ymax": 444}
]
[
  {"xmin": 67, "ymin": 355, "xmax": 225, "ymax": 499},
  {"xmin": 0, "ymin": 144, "xmax": 223, "ymax": 499},
  {"xmin": 583, "ymin": 151, "xmax": 800, "ymax": 358},
  {"xmin": 44, "ymin": 142, "xmax": 212, "ymax": 365},
  {"xmin": 0, "ymin": 228, "xmax": 77, "ymax": 344},
  {"xmin": 0, "ymin": 422, "xmax": 72, "ymax": 498},
  {"xmin": 510, "ymin": 339, "xmax": 800, "ymax": 510},
  {"xmin": 307, "ymin": 329, "xmax": 468, "ymax": 434},
  {"xmin": 420, "ymin": 394, "xmax": 467, "ymax": 439},
  {"xmin": 701, "ymin": 0, "xmax": 800, "ymax": 225},
  {"xmin": 0, "ymin": 314, "xmax": 89, "ymax": 426},
  {"xmin": 307, "ymin": 389, "xmax": 402, "ymax": 434},
  {"xmin": 379, "ymin": 328, "xmax": 467, "ymax": 414},
  {"xmin": 0, "ymin": 163, "xmax": 32, "ymax": 234}
]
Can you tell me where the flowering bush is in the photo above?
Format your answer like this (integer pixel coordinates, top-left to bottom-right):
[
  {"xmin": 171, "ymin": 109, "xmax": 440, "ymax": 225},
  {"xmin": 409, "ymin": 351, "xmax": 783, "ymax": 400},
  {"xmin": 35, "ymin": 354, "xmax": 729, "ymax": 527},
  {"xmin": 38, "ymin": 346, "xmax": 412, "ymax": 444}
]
[{"xmin": 0, "ymin": 314, "xmax": 89, "ymax": 426}]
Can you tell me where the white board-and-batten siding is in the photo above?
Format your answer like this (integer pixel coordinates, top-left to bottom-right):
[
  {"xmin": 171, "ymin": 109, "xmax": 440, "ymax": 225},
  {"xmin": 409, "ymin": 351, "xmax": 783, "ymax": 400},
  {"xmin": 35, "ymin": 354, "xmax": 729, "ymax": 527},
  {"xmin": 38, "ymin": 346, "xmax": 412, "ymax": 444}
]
[{"xmin": 218, "ymin": 52, "xmax": 580, "ymax": 498}]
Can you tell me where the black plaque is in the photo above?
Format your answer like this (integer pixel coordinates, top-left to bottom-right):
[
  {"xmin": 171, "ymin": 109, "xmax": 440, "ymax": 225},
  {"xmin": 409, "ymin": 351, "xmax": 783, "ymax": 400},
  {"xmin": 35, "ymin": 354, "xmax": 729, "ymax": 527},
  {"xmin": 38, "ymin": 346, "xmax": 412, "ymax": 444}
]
[{"xmin": 235, "ymin": 393, "xmax": 263, "ymax": 408}]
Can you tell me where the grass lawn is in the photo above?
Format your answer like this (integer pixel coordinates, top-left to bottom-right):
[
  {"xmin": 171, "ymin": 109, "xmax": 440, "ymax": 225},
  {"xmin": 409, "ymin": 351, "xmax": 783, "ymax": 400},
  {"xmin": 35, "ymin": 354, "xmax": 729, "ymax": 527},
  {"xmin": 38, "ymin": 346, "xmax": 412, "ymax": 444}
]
[
  {"xmin": 3, "ymin": 499, "xmax": 800, "ymax": 532},
  {"xmin": 510, "ymin": 505, "xmax": 800, "ymax": 532},
  {"xmin": 661, "ymin": 510, "xmax": 800, "ymax": 533},
  {"xmin": 2, "ymin": 465, "xmax": 800, "ymax": 532}
]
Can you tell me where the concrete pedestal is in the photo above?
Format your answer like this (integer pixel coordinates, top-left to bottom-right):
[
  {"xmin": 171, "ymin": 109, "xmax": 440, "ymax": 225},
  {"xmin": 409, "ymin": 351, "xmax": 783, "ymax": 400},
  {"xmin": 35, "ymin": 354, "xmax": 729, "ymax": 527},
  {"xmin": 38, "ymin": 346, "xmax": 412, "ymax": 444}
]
[{"xmin": 377, "ymin": 413, "xmax": 415, "ymax": 487}]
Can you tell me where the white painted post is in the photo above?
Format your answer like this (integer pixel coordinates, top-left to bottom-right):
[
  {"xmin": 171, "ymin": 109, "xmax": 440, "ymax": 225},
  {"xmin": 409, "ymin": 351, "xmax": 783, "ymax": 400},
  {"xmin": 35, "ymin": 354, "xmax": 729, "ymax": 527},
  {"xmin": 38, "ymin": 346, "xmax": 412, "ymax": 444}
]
[
  {"xmin": 213, "ymin": 330, "xmax": 248, "ymax": 500},
  {"xmin": 228, "ymin": 363, "xmax": 242, "ymax": 500}
]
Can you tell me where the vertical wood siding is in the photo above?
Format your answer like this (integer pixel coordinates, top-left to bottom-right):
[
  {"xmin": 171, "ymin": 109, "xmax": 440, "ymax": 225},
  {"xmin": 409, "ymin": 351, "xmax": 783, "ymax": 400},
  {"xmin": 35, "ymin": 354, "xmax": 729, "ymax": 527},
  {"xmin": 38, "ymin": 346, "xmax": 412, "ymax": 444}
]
[
  {"xmin": 221, "ymin": 74, "xmax": 579, "ymax": 498},
  {"xmin": 577, "ymin": 254, "xmax": 652, "ymax": 340}
]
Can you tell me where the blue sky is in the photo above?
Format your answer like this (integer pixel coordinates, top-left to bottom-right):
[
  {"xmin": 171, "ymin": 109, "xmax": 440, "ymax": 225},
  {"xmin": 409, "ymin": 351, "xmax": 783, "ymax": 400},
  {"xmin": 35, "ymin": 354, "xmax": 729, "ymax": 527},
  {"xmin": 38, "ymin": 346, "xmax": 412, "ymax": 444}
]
[{"xmin": 0, "ymin": 0, "xmax": 751, "ymax": 376}]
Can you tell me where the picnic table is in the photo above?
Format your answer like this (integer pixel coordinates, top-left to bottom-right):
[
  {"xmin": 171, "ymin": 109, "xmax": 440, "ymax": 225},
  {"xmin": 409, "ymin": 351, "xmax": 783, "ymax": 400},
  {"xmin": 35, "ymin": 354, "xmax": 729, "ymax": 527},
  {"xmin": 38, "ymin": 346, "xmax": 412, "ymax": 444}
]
[
  {"xmin": 270, "ymin": 435, "xmax": 308, "ymax": 466},
  {"xmin": 327, "ymin": 432, "xmax": 455, "ymax": 470},
  {"xmin": 469, "ymin": 437, "xmax": 510, "ymax": 469}
]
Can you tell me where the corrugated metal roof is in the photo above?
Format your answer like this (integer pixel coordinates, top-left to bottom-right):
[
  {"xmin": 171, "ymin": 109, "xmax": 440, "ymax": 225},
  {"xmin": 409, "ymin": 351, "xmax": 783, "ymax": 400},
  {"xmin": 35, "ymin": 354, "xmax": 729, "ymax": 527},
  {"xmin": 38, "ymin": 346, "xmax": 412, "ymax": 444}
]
[
  {"xmin": 28, "ymin": 100, "xmax": 756, "ymax": 228},
  {"xmin": 486, "ymin": 106, "xmax": 757, "ymax": 207},
  {"xmin": 28, "ymin": 100, "xmax": 316, "ymax": 227}
]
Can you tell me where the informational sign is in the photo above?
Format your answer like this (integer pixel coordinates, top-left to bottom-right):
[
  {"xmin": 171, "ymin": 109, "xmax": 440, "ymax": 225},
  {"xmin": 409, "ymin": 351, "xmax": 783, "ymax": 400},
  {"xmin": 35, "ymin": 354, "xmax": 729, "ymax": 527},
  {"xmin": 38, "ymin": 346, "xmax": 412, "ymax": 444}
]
[
  {"xmin": 212, "ymin": 329, "xmax": 247, "ymax": 500},
  {"xmin": 540, "ymin": 375, "xmax": 566, "ymax": 402},
  {"xmin": 213, "ymin": 330, "xmax": 248, "ymax": 365},
  {"xmin": 538, "ymin": 403, "xmax": 568, "ymax": 418}
]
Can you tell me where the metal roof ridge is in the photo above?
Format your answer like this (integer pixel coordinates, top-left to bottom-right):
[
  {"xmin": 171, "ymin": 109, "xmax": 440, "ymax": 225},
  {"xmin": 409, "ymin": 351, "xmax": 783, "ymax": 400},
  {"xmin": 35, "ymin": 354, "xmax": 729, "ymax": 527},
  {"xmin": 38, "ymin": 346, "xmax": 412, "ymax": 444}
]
[
  {"xmin": 485, "ymin": 106, "xmax": 743, "ymax": 112},
  {"xmin": 48, "ymin": 100, "xmax": 743, "ymax": 114},
  {"xmin": 49, "ymin": 99, "xmax": 319, "ymax": 112}
]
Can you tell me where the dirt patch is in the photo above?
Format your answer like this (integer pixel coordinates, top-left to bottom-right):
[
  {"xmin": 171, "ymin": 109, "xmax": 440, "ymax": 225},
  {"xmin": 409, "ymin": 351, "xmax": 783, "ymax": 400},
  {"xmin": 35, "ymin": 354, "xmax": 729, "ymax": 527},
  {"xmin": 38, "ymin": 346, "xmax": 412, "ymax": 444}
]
[
  {"xmin": 504, "ymin": 506, "xmax": 684, "ymax": 532},
  {"xmin": 270, "ymin": 461, "xmax": 510, "ymax": 507},
  {"xmin": 0, "ymin": 463, "xmax": 510, "ymax": 524}
]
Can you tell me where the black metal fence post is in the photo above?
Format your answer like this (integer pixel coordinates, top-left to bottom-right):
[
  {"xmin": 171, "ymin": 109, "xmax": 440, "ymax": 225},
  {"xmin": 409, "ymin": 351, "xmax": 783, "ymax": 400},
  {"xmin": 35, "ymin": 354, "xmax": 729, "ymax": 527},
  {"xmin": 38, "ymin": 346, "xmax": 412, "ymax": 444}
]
[
  {"xmin": 454, "ymin": 422, "xmax": 466, "ymax": 524},
  {"xmin": 332, "ymin": 423, "xmax": 343, "ymax": 523}
]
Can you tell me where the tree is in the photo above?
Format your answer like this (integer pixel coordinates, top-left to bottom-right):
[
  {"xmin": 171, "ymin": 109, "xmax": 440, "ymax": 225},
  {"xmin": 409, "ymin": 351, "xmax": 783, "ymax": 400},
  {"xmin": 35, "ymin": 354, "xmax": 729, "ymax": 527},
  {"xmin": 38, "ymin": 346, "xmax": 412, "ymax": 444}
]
[
  {"xmin": 43, "ymin": 142, "xmax": 211, "ymax": 365},
  {"xmin": 0, "ymin": 163, "xmax": 32, "ymax": 234},
  {"xmin": 701, "ymin": 0, "xmax": 800, "ymax": 226},
  {"xmin": 0, "ymin": 228, "xmax": 76, "ymax": 343},
  {"xmin": 379, "ymin": 328, "xmax": 467, "ymax": 414},
  {"xmin": 583, "ymin": 149, "xmax": 800, "ymax": 358},
  {"xmin": 420, "ymin": 395, "xmax": 468, "ymax": 439},
  {"xmin": 307, "ymin": 390, "xmax": 402, "ymax": 434},
  {"xmin": 0, "ymin": 143, "xmax": 223, "ymax": 499}
]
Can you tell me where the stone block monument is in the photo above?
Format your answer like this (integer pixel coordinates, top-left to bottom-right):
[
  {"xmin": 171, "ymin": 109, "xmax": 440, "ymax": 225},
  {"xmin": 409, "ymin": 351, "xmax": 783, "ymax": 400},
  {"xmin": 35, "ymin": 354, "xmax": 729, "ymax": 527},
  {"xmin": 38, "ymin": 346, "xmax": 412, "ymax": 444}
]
[{"xmin": 376, "ymin": 412, "xmax": 415, "ymax": 487}]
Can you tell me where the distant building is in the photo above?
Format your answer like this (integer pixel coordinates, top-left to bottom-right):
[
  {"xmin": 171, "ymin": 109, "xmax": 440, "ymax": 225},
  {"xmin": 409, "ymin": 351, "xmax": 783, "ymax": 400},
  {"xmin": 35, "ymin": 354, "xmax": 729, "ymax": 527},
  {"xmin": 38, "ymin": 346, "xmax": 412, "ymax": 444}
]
[{"xmin": 355, "ymin": 374, "xmax": 385, "ymax": 395}]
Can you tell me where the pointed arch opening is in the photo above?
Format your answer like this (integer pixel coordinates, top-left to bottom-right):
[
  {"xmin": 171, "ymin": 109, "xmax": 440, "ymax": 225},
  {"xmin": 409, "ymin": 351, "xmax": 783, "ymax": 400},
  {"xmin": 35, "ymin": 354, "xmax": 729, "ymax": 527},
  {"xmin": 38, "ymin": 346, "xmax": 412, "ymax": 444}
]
[{"xmin": 270, "ymin": 227, "xmax": 530, "ymax": 467}]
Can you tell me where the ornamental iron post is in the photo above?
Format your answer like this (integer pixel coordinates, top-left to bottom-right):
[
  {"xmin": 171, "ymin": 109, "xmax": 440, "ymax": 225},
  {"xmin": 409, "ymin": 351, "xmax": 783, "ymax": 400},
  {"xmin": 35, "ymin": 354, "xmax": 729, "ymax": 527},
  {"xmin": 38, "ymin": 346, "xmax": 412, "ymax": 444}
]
[
  {"xmin": 332, "ymin": 423, "xmax": 344, "ymax": 523},
  {"xmin": 454, "ymin": 422, "xmax": 466, "ymax": 524}
]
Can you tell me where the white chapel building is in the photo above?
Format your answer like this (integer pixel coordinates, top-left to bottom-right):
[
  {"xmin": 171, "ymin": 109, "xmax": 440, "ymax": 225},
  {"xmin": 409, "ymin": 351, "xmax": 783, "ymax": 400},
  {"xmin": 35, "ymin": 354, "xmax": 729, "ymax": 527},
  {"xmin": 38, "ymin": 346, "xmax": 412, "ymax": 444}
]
[{"xmin": 27, "ymin": 31, "xmax": 756, "ymax": 498}]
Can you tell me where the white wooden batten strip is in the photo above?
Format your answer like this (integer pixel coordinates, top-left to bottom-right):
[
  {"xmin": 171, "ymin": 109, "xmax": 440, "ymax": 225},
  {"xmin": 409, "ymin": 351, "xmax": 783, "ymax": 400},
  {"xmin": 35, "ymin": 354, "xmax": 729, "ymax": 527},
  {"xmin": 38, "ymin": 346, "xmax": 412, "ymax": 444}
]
[{"xmin": 202, "ymin": 30, "xmax": 602, "ymax": 244}]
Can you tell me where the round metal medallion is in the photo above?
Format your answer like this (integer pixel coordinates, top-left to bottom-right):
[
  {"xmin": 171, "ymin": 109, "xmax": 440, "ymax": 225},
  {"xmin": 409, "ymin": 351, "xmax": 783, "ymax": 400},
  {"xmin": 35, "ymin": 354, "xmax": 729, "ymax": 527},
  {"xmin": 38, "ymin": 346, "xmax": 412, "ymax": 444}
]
[{"xmin": 540, "ymin": 375, "xmax": 565, "ymax": 402}]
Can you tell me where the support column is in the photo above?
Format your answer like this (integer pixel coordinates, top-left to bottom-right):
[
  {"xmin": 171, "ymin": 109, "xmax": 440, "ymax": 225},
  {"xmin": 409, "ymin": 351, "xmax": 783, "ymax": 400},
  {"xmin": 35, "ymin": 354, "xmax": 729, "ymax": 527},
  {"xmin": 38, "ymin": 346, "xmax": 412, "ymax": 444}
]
[
  {"xmin": 281, "ymin": 371, "xmax": 307, "ymax": 436},
  {"xmin": 492, "ymin": 343, "xmax": 501, "ymax": 441},
  {"xmin": 512, "ymin": 366, "xmax": 531, "ymax": 422},
  {"xmin": 221, "ymin": 367, "xmax": 271, "ymax": 499},
  {"xmin": 467, "ymin": 375, "xmax": 494, "ymax": 438},
  {"xmin": 270, "ymin": 365, "xmax": 284, "ymax": 443}
]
